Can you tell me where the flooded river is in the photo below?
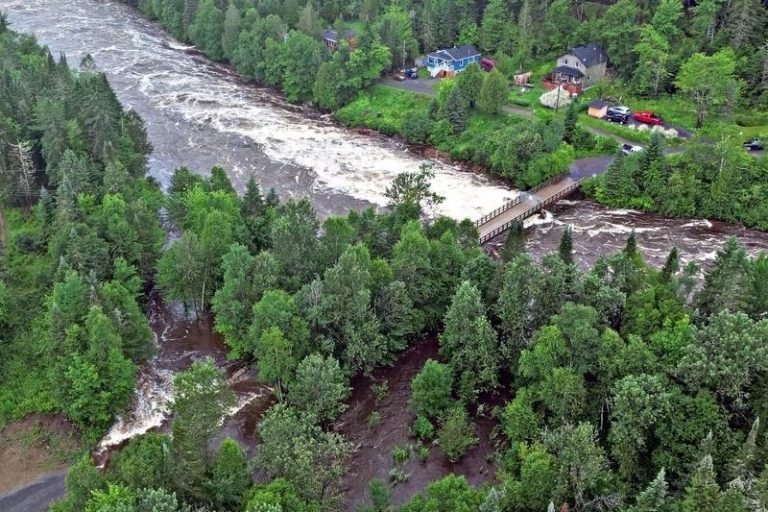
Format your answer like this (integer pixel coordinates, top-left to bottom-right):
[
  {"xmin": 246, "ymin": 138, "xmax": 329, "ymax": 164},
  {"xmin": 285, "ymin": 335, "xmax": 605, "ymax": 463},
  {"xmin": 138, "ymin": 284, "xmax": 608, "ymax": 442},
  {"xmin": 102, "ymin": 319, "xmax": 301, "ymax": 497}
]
[{"xmin": 4, "ymin": 0, "xmax": 768, "ymax": 505}]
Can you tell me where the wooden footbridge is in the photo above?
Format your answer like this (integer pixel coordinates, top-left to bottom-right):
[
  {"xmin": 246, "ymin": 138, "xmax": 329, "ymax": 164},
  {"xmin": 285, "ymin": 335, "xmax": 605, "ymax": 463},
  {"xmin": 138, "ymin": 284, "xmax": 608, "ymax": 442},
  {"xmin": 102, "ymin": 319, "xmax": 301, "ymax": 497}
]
[{"xmin": 475, "ymin": 174, "xmax": 584, "ymax": 244}]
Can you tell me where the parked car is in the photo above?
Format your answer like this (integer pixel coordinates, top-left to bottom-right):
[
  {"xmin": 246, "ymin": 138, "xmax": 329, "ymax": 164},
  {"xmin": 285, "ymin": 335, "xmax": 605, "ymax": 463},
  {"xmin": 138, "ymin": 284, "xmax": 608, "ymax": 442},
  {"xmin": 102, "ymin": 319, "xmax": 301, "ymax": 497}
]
[
  {"xmin": 608, "ymin": 105, "xmax": 631, "ymax": 117},
  {"xmin": 404, "ymin": 67, "xmax": 419, "ymax": 79},
  {"xmin": 480, "ymin": 58, "xmax": 496, "ymax": 71},
  {"xmin": 606, "ymin": 112, "xmax": 630, "ymax": 124},
  {"xmin": 633, "ymin": 111, "xmax": 664, "ymax": 125},
  {"xmin": 621, "ymin": 143, "xmax": 643, "ymax": 155},
  {"xmin": 393, "ymin": 73, "xmax": 406, "ymax": 81},
  {"xmin": 744, "ymin": 139, "xmax": 764, "ymax": 151}
]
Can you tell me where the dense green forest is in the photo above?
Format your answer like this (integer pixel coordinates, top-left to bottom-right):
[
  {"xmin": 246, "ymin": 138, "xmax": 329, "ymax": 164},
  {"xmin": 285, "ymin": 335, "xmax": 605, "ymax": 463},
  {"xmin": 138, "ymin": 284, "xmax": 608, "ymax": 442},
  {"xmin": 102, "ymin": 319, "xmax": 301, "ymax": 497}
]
[
  {"xmin": 583, "ymin": 133, "xmax": 768, "ymax": 230},
  {"xmin": 0, "ymin": 19, "xmax": 163, "ymax": 443},
  {"xmin": 121, "ymin": 0, "xmax": 768, "ymax": 109},
  {"xmin": 5, "ymin": 6, "xmax": 768, "ymax": 512}
]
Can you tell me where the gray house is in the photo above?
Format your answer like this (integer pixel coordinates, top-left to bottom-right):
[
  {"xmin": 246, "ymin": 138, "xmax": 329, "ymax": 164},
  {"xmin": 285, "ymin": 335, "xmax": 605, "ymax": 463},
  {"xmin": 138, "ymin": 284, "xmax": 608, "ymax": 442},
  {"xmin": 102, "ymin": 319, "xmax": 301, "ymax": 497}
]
[{"xmin": 552, "ymin": 44, "xmax": 608, "ymax": 90}]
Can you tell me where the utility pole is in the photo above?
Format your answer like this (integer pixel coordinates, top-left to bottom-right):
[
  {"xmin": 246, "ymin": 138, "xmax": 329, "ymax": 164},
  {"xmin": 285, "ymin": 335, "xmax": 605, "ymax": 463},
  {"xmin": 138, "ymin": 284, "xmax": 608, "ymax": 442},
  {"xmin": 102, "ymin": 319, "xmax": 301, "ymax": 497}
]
[{"xmin": 402, "ymin": 40, "xmax": 406, "ymax": 70}]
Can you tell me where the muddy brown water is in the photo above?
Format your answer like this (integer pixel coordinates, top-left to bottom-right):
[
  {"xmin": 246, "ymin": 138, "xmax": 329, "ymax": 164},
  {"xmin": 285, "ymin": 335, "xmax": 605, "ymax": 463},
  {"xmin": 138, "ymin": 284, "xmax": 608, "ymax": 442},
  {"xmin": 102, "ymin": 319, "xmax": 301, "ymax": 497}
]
[{"xmin": 337, "ymin": 337, "xmax": 501, "ymax": 508}]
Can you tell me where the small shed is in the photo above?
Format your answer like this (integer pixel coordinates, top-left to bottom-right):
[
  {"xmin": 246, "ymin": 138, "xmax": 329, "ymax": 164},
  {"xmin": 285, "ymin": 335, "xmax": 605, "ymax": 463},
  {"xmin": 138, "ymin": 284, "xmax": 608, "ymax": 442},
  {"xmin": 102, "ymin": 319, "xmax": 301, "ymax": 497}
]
[
  {"xmin": 588, "ymin": 100, "xmax": 609, "ymax": 118},
  {"xmin": 513, "ymin": 71, "xmax": 531, "ymax": 86}
]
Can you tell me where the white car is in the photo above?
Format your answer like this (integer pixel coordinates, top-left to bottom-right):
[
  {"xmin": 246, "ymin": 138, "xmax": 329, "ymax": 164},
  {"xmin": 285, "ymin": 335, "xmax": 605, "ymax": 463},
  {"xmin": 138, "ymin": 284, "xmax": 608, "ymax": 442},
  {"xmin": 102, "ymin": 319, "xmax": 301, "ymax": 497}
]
[
  {"xmin": 621, "ymin": 143, "xmax": 643, "ymax": 155},
  {"xmin": 608, "ymin": 105, "xmax": 631, "ymax": 116}
]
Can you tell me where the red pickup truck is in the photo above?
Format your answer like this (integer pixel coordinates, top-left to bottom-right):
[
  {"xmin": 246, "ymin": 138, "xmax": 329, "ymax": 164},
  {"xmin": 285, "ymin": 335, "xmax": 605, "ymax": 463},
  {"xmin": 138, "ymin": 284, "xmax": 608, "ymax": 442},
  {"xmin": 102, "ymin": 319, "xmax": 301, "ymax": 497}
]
[{"xmin": 633, "ymin": 111, "xmax": 664, "ymax": 125}]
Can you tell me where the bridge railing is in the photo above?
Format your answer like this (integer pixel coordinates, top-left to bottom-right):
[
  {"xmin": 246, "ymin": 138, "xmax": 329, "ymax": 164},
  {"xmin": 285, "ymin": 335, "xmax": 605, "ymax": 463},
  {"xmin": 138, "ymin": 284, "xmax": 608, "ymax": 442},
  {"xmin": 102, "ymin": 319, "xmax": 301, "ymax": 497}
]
[
  {"xmin": 474, "ymin": 194, "xmax": 525, "ymax": 228},
  {"xmin": 530, "ymin": 172, "xmax": 570, "ymax": 194},
  {"xmin": 478, "ymin": 202, "xmax": 543, "ymax": 244},
  {"xmin": 477, "ymin": 177, "xmax": 584, "ymax": 244}
]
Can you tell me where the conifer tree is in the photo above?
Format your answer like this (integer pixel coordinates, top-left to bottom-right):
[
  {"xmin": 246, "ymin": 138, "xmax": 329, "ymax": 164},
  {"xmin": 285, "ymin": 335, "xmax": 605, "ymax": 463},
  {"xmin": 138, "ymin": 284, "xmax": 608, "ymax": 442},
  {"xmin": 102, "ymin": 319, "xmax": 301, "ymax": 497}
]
[{"xmin": 558, "ymin": 226, "xmax": 574, "ymax": 265}]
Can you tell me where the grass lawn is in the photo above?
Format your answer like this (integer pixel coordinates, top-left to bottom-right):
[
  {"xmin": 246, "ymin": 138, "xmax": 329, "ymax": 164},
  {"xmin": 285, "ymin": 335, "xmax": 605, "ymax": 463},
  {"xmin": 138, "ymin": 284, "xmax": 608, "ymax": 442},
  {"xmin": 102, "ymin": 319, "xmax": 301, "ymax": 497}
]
[{"xmin": 336, "ymin": 85, "xmax": 432, "ymax": 136}]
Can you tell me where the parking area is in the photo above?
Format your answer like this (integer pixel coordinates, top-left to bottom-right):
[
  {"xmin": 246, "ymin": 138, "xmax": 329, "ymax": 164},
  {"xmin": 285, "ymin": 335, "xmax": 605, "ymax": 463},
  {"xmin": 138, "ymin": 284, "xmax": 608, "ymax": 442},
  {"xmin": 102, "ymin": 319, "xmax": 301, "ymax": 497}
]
[{"xmin": 379, "ymin": 77, "xmax": 439, "ymax": 96}]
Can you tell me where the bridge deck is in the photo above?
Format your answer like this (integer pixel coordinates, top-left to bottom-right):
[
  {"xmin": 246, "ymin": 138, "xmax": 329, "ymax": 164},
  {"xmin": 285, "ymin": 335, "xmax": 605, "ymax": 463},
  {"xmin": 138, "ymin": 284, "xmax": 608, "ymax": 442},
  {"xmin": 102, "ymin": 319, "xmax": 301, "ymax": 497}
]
[{"xmin": 476, "ymin": 176, "xmax": 580, "ymax": 243}]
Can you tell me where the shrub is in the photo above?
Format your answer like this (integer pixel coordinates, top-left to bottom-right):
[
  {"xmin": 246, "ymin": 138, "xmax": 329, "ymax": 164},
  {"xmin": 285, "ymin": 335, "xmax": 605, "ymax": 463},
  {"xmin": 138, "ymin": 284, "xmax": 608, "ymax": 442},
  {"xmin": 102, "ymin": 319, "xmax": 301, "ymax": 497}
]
[
  {"xmin": 368, "ymin": 410, "xmax": 381, "ymax": 429},
  {"xmin": 418, "ymin": 445, "xmax": 430, "ymax": 463},
  {"xmin": 735, "ymin": 112, "xmax": 768, "ymax": 127},
  {"xmin": 430, "ymin": 119, "xmax": 454, "ymax": 146},
  {"xmin": 410, "ymin": 360, "xmax": 453, "ymax": 418},
  {"xmin": 392, "ymin": 445, "xmax": 410, "ymax": 465},
  {"xmin": 401, "ymin": 110, "xmax": 433, "ymax": 144},
  {"xmin": 437, "ymin": 407, "xmax": 478, "ymax": 462},
  {"xmin": 412, "ymin": 415, "xmax": 435, "ymax": 440}
]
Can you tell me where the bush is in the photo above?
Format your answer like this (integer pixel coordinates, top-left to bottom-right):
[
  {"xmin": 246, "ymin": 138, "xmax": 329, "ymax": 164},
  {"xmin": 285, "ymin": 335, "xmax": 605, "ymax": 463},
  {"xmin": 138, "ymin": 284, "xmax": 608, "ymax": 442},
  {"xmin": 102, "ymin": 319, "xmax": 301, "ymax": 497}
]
[
  {"xmin": 430, "ymin": 119, "xmax": 454, "ymax": 146},
  {"xmin": 392, "ymin": 445, "xmax": 410, "ymax": 465},
  {"xmin": 402, "ymin": 110, "xmax": 433, "ymax": 144},
  {"xmin": 437, "ymin": 407, "xmax": 478, "ymax": 462},
  {"xmin": 418, "ymin": 445, "xmax": 430, "ymax": 463},
  {"xmin": 410, "ymin": 360, "xmax": 453, "ymax": 418},
  {"xmin": 412, "ymin": 415, "xmax": 435, "ymax": 440},
  {"xmin": 735, "ymin": 112, "xmax": 768, "ymax": 127}
]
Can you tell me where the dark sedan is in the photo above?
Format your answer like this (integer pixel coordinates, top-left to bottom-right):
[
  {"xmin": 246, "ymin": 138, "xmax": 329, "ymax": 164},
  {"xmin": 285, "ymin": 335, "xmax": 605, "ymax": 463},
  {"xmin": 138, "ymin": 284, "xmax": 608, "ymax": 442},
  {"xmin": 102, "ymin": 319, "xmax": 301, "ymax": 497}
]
[{"xmin": 744, "ymin": 139, "xmax": 764, "ymax": 151}]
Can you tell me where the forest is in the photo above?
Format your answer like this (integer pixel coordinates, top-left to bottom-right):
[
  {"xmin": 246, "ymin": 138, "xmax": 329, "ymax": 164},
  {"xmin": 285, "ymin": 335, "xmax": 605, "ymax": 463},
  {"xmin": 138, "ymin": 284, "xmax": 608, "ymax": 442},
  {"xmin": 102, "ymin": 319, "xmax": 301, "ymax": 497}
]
[{"xmin": 3, "ymin": 4, "xmax": 768, "ymax": 512}]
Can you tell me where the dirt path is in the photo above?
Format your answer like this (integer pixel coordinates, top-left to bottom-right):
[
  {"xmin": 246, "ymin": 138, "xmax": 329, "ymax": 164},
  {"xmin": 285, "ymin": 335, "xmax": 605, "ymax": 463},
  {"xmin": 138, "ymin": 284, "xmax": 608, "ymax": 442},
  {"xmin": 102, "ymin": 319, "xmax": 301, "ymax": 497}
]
[
  {"xmin": 0, "ymin": 469, "xmax": 68, "ymax": 512},
  {"xmin": 0, "ymin": 415, "xmax": 79, "ymax": 496}
]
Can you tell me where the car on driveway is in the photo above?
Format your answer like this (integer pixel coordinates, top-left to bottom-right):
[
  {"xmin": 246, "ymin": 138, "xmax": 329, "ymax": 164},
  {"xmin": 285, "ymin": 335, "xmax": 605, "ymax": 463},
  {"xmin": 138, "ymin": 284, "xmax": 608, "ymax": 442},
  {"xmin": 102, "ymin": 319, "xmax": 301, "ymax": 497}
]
[
  {"xmin": 744, "ymin": 139, "xmax": 764, "ymax": 151},
  {"xmin": 608, "ymin": 105, "xmax": 631, "ymax": 117},
  {"xmin": 393, "ymin": 72, "xmax": 406, "ymax": 81},
  {"xmin": 633, "ymin": 111, "xmax": 664, "ymax": 125},
  {"xmin": 621, "ymin": 143, "xmax": 643, "ymax": 155},
  {"xmin": 607, "ymin": 112, "xmax": 630, "ymax": 124}
]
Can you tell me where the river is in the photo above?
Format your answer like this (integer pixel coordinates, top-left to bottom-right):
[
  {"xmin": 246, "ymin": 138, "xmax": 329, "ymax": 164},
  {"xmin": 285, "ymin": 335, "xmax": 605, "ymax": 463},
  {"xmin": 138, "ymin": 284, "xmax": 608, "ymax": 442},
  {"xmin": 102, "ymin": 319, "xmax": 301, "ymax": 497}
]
[{"xmin": 4, "ymin": 0, "xmax": 768, "ymax": 505}]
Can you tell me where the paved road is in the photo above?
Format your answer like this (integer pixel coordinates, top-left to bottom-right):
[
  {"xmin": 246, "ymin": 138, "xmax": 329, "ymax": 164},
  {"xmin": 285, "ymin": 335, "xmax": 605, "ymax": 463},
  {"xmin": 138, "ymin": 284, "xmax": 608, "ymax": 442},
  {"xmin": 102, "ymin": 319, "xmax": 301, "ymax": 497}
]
[{"xmin": 0, "ymin": 469, "xmax": 68, "ymax": 512}]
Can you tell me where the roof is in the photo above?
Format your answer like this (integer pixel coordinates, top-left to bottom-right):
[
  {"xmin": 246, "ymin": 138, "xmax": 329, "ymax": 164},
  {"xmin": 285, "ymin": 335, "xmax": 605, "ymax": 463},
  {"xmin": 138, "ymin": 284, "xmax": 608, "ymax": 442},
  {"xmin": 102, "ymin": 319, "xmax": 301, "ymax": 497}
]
[
  {"xmin": 589, "ymin": 100, "xmax": 609, "ymax": 109},
  {"xmin": 554, "ymin": 65, "xmax": 584, "ymax": 78},
  {"xmin": 427, "ymin": 44, "xmax": 480, "ymax": 62},
  {"xmin": 569, "ymin": 44, "xmax": 607, "ymax": 67},
  {"xmin": 322, "ymin": 29, "xmax": 357, "ymax": 42}
]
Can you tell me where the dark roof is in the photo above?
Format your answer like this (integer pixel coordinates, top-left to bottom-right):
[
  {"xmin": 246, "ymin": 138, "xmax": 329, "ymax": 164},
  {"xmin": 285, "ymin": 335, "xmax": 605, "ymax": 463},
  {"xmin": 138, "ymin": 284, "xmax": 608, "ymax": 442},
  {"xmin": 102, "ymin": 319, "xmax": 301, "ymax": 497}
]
[
  {"xmin": 589, "ymin": 100, "xmax": 609, "ymax": 109},
  {"xmin": 570, "ymin": 44, "xmax": 607, "ymax": 67},
  {"xmin": 427, "ymin": 44, "xmax": 480, "ymax": 62},
  {"xmin": 321, "ymin": 29, "xmax": 357, "ymax": 42},
  {"xmin": 554, "ymin": 65, "xmax": 584, "ymax": 78}
]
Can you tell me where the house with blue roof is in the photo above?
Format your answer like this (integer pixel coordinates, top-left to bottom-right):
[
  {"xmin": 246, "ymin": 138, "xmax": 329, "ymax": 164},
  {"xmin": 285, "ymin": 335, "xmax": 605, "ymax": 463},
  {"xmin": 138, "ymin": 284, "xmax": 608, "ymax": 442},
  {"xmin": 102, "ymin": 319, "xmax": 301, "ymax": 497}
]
[{"xmin": 426, "ymin": 44, "xmax": 481, "ymax": 77}]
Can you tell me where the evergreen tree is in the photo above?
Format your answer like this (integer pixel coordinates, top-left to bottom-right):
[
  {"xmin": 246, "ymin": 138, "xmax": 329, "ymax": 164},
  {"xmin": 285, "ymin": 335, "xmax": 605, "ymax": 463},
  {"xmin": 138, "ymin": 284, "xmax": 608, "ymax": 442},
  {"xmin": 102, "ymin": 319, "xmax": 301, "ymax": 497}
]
[
  {"xmin": 455, "ymin": 62, "xmax": 484, "ymax": 108},
  {"xmin": 563, "ymin": 100, "xmax": 578, "ymax": 144},
  {"xmin": 500, "ymin": 220, "xmax": 526, "ymax": 262},
  {"xmin": 189, "ymin": 0, "xmax": 225, "ymax": 60},
  {"xmin": 221, "ymin": 2, "xmax": 241, "ymax": 60},
  {"xmin": 660, "ymin": 247, "xmax": 679, "ymax": 283},
  {"xmin": 480, "ymin": 0, "xmax": 509, "ymax": 52},
  {"xmin": 630, "ymin": 468, "xmax": 668, "ymax": 512},
  {"xmin": 478, "ymin": 69, "xmax": 507, "ymax": 115},
  {"xmin": 683, "ymin": 455, "xmax": 721, "ymax": 512},
  {"xmin": 443, "ymin": 86, "xmax": 469, "ymax": 133},
  {"xmin": 209, "ymin": 438, "xmax": 250, "ymax": 511},
  {"xmin": 558, "ymin": 226, "xmax": 574, "ymax": 265},
  {"xmin": 440, "ymin": 281, "xmax": 499, "ymax": 400}
]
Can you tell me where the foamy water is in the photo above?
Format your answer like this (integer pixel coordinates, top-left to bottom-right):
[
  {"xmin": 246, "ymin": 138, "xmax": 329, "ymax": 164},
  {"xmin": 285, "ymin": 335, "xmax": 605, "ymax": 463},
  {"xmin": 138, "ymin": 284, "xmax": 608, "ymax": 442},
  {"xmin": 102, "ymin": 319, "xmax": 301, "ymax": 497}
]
[{"xmin": 1, "ymin": 0, "xmax": 514, "ymax": 220}]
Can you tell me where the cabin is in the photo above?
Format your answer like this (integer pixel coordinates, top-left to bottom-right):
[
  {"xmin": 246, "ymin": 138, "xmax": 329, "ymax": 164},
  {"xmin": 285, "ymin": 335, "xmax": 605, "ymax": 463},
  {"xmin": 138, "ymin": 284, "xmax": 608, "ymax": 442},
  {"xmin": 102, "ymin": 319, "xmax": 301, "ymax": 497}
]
[
  {"xmin": 426, "ymin": 45, "xmax": 481, "ymax": 77},
  {"xmin": 545, "ymin": 44, "xmax": 608, "ymax": 93},
  {"xmin": 322, "ymin": 29, "xmax": 357, "ymax": 49},
  {"xmin": 587, "ymin": 100, "xmax": 609, "ymax": 118}
]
